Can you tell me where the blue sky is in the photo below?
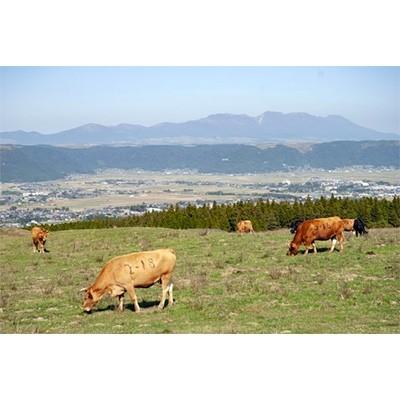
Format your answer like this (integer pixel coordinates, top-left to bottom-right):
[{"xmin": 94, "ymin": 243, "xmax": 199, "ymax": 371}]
[{"xmin": 1, "ymin": 67, "xmax": 399, "ymax": 134}]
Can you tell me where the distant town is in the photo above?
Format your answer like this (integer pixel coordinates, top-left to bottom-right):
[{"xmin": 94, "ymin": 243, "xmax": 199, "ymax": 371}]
[{"xmin": 1, "ymin": 167, "xmax": 399, "ymax": 228}]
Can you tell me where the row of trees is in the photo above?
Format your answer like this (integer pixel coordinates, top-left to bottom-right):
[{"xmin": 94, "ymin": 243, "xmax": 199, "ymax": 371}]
[{"xmin": 45, "ymin": 196, "xmax": 400, "ymax": 232}]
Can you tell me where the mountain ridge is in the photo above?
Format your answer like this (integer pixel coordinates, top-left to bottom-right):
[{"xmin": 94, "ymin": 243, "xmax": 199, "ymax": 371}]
[
  {"xmin": 1, "ymin": 111, "xmax": 398, "ymax": 146},
  {"xmin": 1, "ymin": 141, "xmax": 399, "ymax": 182}
]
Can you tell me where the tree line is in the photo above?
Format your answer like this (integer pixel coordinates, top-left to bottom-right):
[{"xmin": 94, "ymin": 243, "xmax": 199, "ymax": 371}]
[{"xmin": 43, "ymin": 196, "xmax": 400, "ymax": 232}]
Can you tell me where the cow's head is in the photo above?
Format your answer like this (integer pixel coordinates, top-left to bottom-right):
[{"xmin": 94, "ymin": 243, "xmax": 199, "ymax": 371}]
[
  {"xmin": 287, "ymin": 241, "xmax": 299, "ymax": 256},
  {"xmin": 81, "ymin": 286, "xmax": 102, "ymax": 313},
  {"xmin": 39, "ymin": 230, "xmax": 49, "ymax": 245}
]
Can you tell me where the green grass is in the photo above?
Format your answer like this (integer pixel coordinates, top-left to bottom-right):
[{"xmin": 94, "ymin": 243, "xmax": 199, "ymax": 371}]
[{"xmin": 0, "ymin": 227, "xmax": 399, "ymax": 333}]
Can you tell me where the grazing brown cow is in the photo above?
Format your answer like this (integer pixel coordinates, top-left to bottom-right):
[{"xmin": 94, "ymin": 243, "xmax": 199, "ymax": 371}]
[
  {"xmin": 287, "ymin": 216, "xmax": 345, "ymax": 256},
  {"xmin": 31, "ymin": 227, "xmax": 49, "ymax": 253},
  {"xmin": 236, "ymin": 220, "xmax": 254, "ymax": 234},
  {"xmin": 81, "ymin": 248, "xmax": 176, "ymax": 313}
]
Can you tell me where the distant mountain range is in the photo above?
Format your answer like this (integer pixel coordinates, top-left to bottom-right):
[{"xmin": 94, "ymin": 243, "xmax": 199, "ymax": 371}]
[
  {"xmin": 1, "ymin": 141, "xmax": 399, "ymax": 182},
  {"xmin": 1, "ymin": 111, "xmax": 398, "ymax": 146}
]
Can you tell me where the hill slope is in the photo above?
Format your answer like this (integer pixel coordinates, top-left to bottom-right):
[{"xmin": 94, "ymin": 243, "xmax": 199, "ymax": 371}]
[{"xmin": 1, "ymin": 141, "xmax": 399, "ymax": 182}]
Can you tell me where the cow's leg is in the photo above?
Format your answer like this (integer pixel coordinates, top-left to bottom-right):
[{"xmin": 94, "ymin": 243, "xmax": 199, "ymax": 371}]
[
  {"xmin": 126, "ymin": 286, "xmax": 140, "ymax": 312},
  {"xmin": 33, "ymin": 240, "xmax": 41, "ymax": 253},
  {"xmin": 116, "ymin": 294, "xmax": 124, "ymax": 312},
  {"xmin": 32, "ymin": 241, "xmax": 37, "ymax": 253},
  {"xmin": 329, "ymin": 238, "xmax": 337, "ymax": 253},
  {"xmin": 168, "ymin": 283, "xmax": 174, "ymax": 306},
  {"xmin": 36, "ymin": 240, "xmax": 45, "ymax": 253},
  {"xmin": 158, "ymin": 273, "xmax": 172, "ymax": 310},
  {"xmin": 305, "ymin": 239, "xmax": 316, "ymax": 255},
  {"xmin": 313, "ymin": 243, "xmax": 317, "ymax": 254},
  {"xmin": 338, "ymin": 233, "xmax": 345, "ymax": 252},
  {"xmin": 158, "ymin": 287, "xmax": 168, "ymax": 310}
]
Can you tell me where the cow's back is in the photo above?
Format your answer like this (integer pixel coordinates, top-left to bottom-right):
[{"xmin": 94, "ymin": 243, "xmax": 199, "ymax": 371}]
[
  {"xmin": 294, "ymin": 217, "xmax": 344, "ymax": 243},
  {"xmin": 96, "ymin": 249, "xmax": 176, "ymax": 288},
  {"xmin": 308, "ymin": 217, "xmax": 344, "ymax": 240},
  {"xmin": 31, "ymin": 227, "xmax": 42, "ymax": 239},
  {"xmin": 237, "ymin": 220, "xmax": 253, "ymax": 232}
]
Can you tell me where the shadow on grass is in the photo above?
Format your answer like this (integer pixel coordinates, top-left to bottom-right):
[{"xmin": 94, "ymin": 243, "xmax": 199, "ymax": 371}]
[
  {"xmin": 299, "ymin": 247, "xmax": 342, "ymax": 255},
  {"xmin": 91, "ymin": 299, "xmax": 173, "ymax": 313}
]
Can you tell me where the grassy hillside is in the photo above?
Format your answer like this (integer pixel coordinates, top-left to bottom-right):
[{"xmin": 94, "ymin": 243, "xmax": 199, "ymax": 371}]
[{"xmin": 0, "ymin": 226, "xmax": 399, "ymax": 333}]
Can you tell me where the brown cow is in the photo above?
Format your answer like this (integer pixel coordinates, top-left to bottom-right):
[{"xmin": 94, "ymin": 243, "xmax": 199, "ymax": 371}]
[
  {"xmin": 31, "ymin": 227, "xmax": 49, "ymax": 253},
  {"xmin": 236, "ymin": 220, "xmax": 254, "ymax": 234},
  {"xmin": 342, "ymin": 218, "xmax": 355, "ymax": 234},
  {"xmin": 81, "ymin": 248, "xmax": 176, "ymax": 313},
  {"xmin": 341, "ymin": 218, "xmax": 368, "ymax": 237},
  {"xmin": 287, "ymin": 216, "xmax": 345, "ymax": 256}
]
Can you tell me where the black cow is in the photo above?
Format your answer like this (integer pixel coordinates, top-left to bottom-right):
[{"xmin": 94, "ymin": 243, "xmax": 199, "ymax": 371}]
[
  {"xmin": 289, "ymin": 219, "xmax": 303, "ymax": 234},
  {"xmin": 353, "ymin": 218, "xmax": 368, "ymax": 237}
]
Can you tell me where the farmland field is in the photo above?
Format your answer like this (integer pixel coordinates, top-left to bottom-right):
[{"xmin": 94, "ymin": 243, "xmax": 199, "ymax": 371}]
[
  {"xmin": 2, "ymin": 167, "xmax": 399, "ymax": 212},
  {"xmin": 0, "ymin": 226, "xmax": 399, "ymax": 333}
]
